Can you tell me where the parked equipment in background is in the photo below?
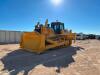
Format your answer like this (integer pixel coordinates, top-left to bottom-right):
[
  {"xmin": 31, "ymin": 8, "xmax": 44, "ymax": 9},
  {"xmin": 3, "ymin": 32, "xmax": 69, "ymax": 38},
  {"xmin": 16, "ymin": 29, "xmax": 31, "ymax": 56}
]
[
  {"xmin": 76, "ymin": 33, "xmax": 87, "ymax": 40},
  {"xmin": 88, "ymin": 34, "xmax": 96, "ymax": 39},
  {"xmin": 96, "ymin": 35, "xmax": 100, "ymax": 40},
  {"xmin": 20, "ymin": 19, "xmax": 76, "ymax": 54}
]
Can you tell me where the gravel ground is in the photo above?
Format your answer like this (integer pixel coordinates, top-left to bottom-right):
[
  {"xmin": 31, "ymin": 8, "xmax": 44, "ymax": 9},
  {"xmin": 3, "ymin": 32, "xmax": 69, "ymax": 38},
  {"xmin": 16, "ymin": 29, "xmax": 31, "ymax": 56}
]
[{"xmin": 0, "ymin": 40, "xmax": 100, "ymax": 75}]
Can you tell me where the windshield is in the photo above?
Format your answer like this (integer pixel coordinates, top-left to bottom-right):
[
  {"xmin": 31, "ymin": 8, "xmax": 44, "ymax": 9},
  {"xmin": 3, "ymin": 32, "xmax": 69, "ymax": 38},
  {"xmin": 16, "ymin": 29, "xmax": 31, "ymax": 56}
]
[
  {"xmin": 51, "ymin": 22, "xmax": 64, "ymax": 34},
  {"xmin": 51, "ymin": 22, "xmax": 64, "ymax": 30}
]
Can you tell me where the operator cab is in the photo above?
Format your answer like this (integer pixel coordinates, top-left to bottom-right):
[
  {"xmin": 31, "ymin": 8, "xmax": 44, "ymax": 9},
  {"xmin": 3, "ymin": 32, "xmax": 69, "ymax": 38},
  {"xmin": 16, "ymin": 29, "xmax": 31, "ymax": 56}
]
[
  {"xmin": 35, "ymin": 21, "xmax": 65, "ymax": 34},
  {"xmin": 51, "ymin": 21, "xmax": 64, "ymax": 34}
]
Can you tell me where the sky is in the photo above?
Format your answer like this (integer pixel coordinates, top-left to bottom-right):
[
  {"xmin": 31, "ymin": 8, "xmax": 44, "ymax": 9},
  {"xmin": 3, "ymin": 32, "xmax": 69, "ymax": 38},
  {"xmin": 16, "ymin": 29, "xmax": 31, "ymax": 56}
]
[{"xmin": 0, "ymin": 0, "xmax": 100, "ymax": 34}]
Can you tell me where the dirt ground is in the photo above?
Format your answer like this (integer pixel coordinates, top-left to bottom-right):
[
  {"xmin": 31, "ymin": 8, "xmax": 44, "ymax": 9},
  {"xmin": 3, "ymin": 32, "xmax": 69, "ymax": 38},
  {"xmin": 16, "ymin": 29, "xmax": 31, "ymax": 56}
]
[{"xmin": 0, "ymin": 40, "xmax": 100, "ymax": 75}]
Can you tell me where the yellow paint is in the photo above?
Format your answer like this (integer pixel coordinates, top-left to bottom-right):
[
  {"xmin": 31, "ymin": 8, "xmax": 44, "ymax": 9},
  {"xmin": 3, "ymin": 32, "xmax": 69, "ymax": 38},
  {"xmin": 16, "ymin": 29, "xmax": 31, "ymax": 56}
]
[{"xmin": 20, "ymin": 19, "xmax": 76, "ymax": 53}]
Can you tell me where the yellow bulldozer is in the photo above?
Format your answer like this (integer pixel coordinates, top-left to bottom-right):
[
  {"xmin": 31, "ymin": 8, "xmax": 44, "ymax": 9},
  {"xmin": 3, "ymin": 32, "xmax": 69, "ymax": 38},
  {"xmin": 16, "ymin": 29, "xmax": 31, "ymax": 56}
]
[{"xmin": 20, "ymin": 19, "xmax": 76, "ymax": 54}]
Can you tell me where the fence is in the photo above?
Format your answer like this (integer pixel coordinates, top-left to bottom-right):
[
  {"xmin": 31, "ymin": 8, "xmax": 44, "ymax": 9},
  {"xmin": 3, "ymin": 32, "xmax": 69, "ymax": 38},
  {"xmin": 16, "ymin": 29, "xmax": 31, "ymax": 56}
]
[{"xmin": 0, "ymin": 30, "xmax": 23, "ymax": 44}]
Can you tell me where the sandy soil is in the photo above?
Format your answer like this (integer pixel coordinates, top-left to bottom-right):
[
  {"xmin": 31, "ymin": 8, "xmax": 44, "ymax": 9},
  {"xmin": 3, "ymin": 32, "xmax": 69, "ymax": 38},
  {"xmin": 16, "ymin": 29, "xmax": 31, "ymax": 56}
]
[{"xmin": 0, "ymin": 40, "xmax": 100, "ymax": 75}]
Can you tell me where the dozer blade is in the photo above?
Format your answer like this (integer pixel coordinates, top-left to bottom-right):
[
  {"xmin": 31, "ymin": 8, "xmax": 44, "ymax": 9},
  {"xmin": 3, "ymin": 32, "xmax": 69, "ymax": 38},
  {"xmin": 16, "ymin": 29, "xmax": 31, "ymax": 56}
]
[{"xmin": 20, "ymin": 32, "xmax": 46, "ymax": 53}]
